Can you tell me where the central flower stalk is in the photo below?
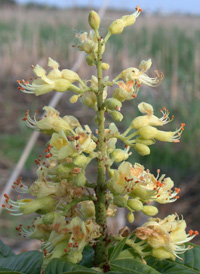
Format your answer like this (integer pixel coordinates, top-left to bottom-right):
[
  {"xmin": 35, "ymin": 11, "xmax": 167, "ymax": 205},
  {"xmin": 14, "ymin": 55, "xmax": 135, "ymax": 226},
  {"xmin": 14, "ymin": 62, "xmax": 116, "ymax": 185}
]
[{"xmin": 94, "ymin": 32, "xmax": 109, "ymax": 268}]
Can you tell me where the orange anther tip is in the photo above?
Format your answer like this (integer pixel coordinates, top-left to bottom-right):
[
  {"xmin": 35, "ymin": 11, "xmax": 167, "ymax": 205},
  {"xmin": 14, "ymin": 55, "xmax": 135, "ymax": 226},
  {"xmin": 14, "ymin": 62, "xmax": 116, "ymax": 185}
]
[
  {"xmin": 173, "ymin": 140, "xmax": 180, "ymax": 143},
  {"xmin": 2, "ymin": 204, "xmax": 5, "ymax": 207},
  {"xmin": 195, "ymin": 231, "xmax": 199, "ymax": 235}
]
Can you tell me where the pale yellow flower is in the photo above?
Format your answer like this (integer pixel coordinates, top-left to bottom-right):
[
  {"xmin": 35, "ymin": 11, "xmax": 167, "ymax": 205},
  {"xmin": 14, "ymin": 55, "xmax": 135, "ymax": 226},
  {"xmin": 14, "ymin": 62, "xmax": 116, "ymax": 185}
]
[{"xmin": 136, "ymin": 214, "xmax": 199, "ymax": 260}]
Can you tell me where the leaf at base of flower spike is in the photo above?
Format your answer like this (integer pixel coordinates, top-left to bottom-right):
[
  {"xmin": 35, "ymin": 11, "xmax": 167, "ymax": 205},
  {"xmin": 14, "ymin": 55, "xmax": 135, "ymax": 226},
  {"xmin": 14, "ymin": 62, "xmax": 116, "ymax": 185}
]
[
  {"xmin": 115, "ymin": 248, "xmax": 142, "ymax": 261},
  {"xmin": 110, "ymin": 258, "xmax": 160, "ymax": 274},
  {"xmin": 44, "ymin": 258, "xmax": 100, "ymax": 274},
  {"xmin": 109, "ymin": 237, "xmax": 128, "ymax": 262},
  {"xmin": 0, "ymin": 240, "xmax": 15, "ymax": 258},
  {"xmin": 79, "ymin": 246, "xmax": 94, "ymax": 268},
  {"xmin": 0, "ymin": 251, "xmax": 42, "ymax": 274},
  {"xmin": 146, "ymin": 243, "xmax": 200, "ymax": 274}
]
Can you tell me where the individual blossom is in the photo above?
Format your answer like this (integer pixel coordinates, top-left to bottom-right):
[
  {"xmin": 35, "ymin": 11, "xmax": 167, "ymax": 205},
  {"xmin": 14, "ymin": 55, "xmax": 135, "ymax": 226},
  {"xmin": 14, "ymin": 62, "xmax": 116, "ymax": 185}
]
[
  {"xmin": 115, "ymin": 59, "xmax": 164, "ymax": 89},
  {"xmin": 2, "ymin": 194, "xmax": 56, "ymax": 216},
  {"xmin": 71, "ymin": 125, "xmax": 97, "ymax": 154},
  {"xmin": 43, "ymin": 217, "xmax": 100, "ymax": 265},
  {"xmin": 28, "ymin": 179, "xmax": 73, "ymax": 198},
  {"xmin": 107, "ymin": 162, "xmax": 135, "ymax": 195},
  {"xmin": 136, "ymin": 123, "xmax": 185, "ymax": 143},
  {"xmin": 131, "ymin": 102, "xmax": 174, "ymax": 130},
  {"xmin": 16, "ymin": 216, "xmax": 53, "ymax": 240},
  {"xmin": 22, "ymin": 106, "xmax": 81, "ymax": 135},
  {"xmin": 130, "ymin": 167, "xmax": 180, "ymax": 204},
  {"xmin": 135, "ymin": 214, "xmax": 199, "ymax": 260},
  {"xmin": 104, "ymin": 6, "xmax": 142, "ymax": 41},
  {"xmin": 18, "ymin": 58, "xmax": 82, "ymax": 96},
  {"xmin": 113, "ymin": 79, "xmax": 140, "ymax": 102}
]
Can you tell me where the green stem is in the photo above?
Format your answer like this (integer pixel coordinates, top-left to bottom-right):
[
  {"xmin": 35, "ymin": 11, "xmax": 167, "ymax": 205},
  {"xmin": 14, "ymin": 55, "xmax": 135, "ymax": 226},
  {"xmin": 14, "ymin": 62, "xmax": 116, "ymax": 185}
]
[{"xmin": 94, "ymin": 30, "xmax": 109, "ymax": 269}]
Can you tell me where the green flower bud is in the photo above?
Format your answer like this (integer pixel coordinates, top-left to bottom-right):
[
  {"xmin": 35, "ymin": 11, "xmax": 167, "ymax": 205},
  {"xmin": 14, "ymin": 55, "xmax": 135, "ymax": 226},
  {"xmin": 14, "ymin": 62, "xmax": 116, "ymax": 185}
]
[
  {"xmin": 109, "ymin": 19, "xmax": 125, "ymax": 35},
  {"xmin": 57, "ymin": 162, "xmax": 75, "ymax": 179},
  {"xmin": 142, "ymin": 205, "xmax": 158, "ymax": 216},
  {"xmin": 74, "ymin": 154, "xmax": 88, "ymax": 167},
  {"xmin": 70, "ymin": 95, "xmax": 79, "ymax": 104},
  {"xmin": 102, "ymin": 62, "xmax": 110, "ymax": 71},
  {"xmin": 67, "ymin": 250, "xmax": 83, "ymax": 264},
  {"xmin": 105, "ymin": 98, "xmax": 122, "ymax": 110},
  {"xmin": 42, "ymin": 212, "xmax": 56, "ymax": 224},
  {"xmin": 110, "ymin": 110, "xmax": 123, "ymax": 122},
  {"xmin": 113, "ymin": 196, "xmax": 127, "ymax": 207},
  {"xmin": 111, "ymin": 149, "xmax": 129, "ymax": 162},
  {"xmin": 134, "ymin": 143, "xmax": 150, "ymax": 156},
  {"xmin": 86, "ymin": 54, "xmax": 95, "ymax": 66},
  {"xmin": 127, "ymin": 212, "xmax": 134, "ymax": 223},
  {"xmin": 74, "ymin": 172, "xmax": 86, "ymax": 187},
  {"xmin": 127, "ymin": 199, "xmax": 143, "ymax": 211},
  {"xmin": 88, "ymin": 10, "xmax": 100, "ymax": 30}
]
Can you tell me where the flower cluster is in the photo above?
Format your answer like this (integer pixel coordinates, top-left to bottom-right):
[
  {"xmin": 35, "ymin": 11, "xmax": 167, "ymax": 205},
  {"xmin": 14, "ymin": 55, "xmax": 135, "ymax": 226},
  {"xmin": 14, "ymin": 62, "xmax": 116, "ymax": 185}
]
[{"xmin": 3, "ymin": 6, "xmax": 198, "ymax": 272}]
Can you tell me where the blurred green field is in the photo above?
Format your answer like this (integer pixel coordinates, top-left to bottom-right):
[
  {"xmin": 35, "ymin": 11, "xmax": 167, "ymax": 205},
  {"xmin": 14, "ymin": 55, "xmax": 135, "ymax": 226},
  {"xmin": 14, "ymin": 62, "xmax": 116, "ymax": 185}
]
[{"xmin": 0, "ymin": 5, "xmax": 200, "ymax": 248}]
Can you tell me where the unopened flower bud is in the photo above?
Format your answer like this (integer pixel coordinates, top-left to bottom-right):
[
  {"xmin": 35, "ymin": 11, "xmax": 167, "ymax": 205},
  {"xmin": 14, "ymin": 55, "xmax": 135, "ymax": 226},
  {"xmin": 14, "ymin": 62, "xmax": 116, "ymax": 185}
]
[
  {"xmin": 127, "ymin": 212, "xmax": 134, "ymax": 223},
  {"xmin": 74, "ymin": 154, "xmax": 88, "ymax": 167},
  {"xmin": 67, "ymin": 251, "xmax": 83, "ymax": 264},
  {"xmin": 88, "ymin": 10, "xmax": 100, "ymax": 30},
  {"xmin": 142, "ymin": 205, "xmax": 158, "ymax": 216},
  {"xmin": 86, "ymin": 54, "xmax": 95, "ymax": 66},
  {"xmin": 111, "ymin": 149, "xmax": 129, "ymax": 162},
  {"xmin": 113, "ymin": 196, "xmax": 127, "ymax": 207},
  {"xmin": 110, "ymin": 110, "xmax": 123, "ymax": 122},
  {"xmin": 57, "ymin": 163, "xmax": 74, "ymax": 178},
  {"xmin": 127, "ymin": 199, "xmax": 143, "ymax": 211},
  {"xmin": 102, "ymin": 62, "xmax": 110, "ymax": 71},
  {"xmin": 105, "ymin": 98, "xmax": 122, "ymax": 110},
  {"xmin": 74, "ymin": 172, "xmax": 86, "ymax": 187},
  {"xmin": 134, "ymin": 143, "xmax": 150, "ymax": 156},
  {"xmin": 70, "ymin": 95, "xmax": 79, "ymax": 104},
  {"xmin": 42, "ymin": 212, "xmax": 56, "ymax": 224},
  {"xmin": 109, "ymin": 19, "xmax": 125, "ymax": 35},
  {"xmin": 80, "ymin": 201, "xmax": 95, "ymax": 220}
]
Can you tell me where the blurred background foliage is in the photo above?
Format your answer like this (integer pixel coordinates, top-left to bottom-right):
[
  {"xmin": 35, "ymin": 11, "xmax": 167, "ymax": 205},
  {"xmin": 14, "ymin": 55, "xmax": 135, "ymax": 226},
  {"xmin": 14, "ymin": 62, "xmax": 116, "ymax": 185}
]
[{"xmin": 0, "ymin": 1, "xmax": 199, "ymax": 250}]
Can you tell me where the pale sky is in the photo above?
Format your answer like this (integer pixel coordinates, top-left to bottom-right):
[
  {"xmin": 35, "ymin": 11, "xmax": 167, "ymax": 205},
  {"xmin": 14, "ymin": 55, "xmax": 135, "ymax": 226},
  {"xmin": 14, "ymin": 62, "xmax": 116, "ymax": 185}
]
[{"xmin": 16, "ymin": 0, "xmax": 200, "ymax": 14}]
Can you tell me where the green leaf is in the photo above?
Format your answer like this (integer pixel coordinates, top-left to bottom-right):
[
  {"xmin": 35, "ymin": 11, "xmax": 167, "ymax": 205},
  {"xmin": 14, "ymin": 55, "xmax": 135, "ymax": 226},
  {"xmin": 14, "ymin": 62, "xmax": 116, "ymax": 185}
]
[
  {"xmin": 0, "ymin": 240, "xmax": 15, "ymax": 258},
  {"xmin": 109, "ymin": 237, "xmax": 128, "ymax": 262},
  {"xmin": 0, "ymin": 250, "xmax": 43, "ymax": 274},
  {"xmin": 110, "ymin": 258, "xmax": 160, "ymax": 274},
  {"xmin": 147, "ymin": 244, "xmax": 200, "ymax": 274},
  {"xmin": 0, "ymin": 271, "xmax": 23, "ymax": 274},
  {"xmin": 79, "ymin": 246, "xmax": 94, "ymax": 267},
  {"xmin": 61, "ymin": 272, "xmax": 99, "ymax": 274},
  {"xmin": 115, "ymin": 248, "xmax": 142, "ymax": 261},
  {"xmin": 44, "ymin": 258, "xmax": 100, "ymax": 274}
]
